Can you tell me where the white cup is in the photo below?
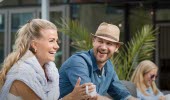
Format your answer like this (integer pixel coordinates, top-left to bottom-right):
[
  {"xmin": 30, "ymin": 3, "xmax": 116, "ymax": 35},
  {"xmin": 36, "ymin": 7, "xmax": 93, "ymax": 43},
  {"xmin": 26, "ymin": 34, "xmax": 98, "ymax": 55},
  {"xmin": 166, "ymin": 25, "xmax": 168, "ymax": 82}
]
[{"xmin": 86, "ymin": 84, "xmax": 97, "ymax": 97}]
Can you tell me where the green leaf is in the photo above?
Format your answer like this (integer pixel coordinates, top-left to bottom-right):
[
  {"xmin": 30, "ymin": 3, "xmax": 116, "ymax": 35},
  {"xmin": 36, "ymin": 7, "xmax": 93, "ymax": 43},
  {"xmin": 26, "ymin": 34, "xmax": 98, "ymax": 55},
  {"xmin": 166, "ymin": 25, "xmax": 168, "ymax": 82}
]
[
  {"xmin": 57, "ymin": 19, "xmax": 92, "ymax": 51},
  {"xmin": 113, "ymin": 25, "xmax": 157, "ymax": 80}
]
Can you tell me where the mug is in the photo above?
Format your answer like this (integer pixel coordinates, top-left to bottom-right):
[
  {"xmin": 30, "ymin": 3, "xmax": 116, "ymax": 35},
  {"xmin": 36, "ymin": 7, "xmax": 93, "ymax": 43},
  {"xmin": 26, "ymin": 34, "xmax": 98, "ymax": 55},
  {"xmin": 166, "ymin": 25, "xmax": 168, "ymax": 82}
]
[{"xmin": 86, "ymin": 84, "xmax": 97, "ymax": 97}]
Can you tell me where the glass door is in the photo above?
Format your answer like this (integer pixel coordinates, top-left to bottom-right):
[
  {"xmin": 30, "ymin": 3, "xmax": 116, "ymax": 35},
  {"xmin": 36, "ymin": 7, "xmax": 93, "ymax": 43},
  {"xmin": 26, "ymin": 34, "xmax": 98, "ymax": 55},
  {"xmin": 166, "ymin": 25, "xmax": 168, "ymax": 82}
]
[
  {"xmin": 9, "ymin": 8, "xmax": 37, "ymax": 52},
  {"xmin": 0, "ymin": 12, "xmax": 6, "ymax": 64},
  {"xmin": 0, "ymin": 5, "xmax": 69, "ymax": 68}
]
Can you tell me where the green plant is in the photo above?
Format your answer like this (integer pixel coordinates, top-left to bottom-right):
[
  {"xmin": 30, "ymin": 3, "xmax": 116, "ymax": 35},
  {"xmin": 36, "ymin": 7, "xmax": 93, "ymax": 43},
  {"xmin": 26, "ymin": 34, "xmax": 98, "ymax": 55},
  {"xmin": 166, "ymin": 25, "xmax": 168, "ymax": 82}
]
[
  {"xmin": 58, "ymin": 20, "xmax": 157, "ymax": 81},
  {"xmin": 112, "ymin": 25, "xmax": 157, "ymax": 80},
  {"xmin": 57, "ymin": 19, "xmax": 92, "ymax": 51}
]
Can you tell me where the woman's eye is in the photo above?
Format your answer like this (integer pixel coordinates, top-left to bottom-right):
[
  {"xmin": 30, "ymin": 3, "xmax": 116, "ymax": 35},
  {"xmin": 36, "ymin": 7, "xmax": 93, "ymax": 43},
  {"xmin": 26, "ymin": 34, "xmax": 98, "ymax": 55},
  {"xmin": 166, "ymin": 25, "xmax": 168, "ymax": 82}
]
[
  {"xmin": 57, "ymin": 40, "xmax": 61, "ymax": 44},
  {"xmin": 49, "ymin": 39, "xmax": 55, "ymax": 42}
]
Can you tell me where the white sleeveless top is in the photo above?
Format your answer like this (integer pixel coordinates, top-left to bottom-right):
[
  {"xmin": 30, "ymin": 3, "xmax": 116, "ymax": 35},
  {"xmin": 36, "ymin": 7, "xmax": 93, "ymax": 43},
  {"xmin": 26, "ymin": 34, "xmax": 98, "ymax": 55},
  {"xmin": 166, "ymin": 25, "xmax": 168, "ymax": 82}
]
[{"xmin": 7, "ymin": 93, "xmax": 22, "ymax": 100}]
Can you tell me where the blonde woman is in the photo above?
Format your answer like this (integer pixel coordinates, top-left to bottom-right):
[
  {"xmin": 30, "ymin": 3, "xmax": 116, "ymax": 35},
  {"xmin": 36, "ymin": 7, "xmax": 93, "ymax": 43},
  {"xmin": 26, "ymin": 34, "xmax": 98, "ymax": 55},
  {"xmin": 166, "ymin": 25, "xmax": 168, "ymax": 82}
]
[
  {"xmin": 131, "ymin": 60, "xmax": 165, "ymax": 100},
  {"xmin": 0, "ymin": 19, "xmax": 94, "ymax": 100}
]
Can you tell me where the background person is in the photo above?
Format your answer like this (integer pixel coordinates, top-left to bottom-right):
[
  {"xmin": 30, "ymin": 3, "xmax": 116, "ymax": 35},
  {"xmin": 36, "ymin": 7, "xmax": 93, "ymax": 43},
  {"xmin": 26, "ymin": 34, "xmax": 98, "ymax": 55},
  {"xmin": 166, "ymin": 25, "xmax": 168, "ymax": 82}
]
[{"xmin": 131, "ymin": 60, "xmax": 165, "ymax": 100}]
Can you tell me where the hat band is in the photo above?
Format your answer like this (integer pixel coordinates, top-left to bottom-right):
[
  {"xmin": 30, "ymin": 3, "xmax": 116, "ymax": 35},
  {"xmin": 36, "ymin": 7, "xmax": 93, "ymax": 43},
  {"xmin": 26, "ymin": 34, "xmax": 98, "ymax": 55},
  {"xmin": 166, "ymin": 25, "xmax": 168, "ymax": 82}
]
[{"xmin": 96, "ymin": 33, "xmax": 118, "ymax": 41}]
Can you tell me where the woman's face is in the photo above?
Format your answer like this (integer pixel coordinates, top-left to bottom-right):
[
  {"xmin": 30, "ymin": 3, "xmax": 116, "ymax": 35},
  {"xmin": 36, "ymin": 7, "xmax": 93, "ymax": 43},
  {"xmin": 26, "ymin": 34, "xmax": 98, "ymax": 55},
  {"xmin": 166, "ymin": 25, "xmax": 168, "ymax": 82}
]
[
  {"xmin": 33, "ymin": 29, "xmax": 59, "ymax": 66},
  {"xmin": 143, "ymin": 68, "xmax": 158, "ymax": 87}
]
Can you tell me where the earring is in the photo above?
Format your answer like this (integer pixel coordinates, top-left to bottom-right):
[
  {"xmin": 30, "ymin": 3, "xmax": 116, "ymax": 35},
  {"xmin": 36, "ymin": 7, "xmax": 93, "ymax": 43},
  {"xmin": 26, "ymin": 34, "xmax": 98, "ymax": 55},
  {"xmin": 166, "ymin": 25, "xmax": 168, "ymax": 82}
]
[
  {"xmin": 34, "ymin": 49, "xmax": 37, "ymax": 53},
  {"xmin": 29, "ymin": 47, "xmax": 37, "ymax": 53}
]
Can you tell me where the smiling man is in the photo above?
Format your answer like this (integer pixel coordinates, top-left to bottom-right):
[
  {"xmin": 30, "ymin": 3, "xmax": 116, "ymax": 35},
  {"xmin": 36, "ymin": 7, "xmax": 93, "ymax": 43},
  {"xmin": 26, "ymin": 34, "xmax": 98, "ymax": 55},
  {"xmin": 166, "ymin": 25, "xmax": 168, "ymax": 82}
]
[{"xmin": 59, "ymin": 22, "xmax": 137, "ymax": 100}]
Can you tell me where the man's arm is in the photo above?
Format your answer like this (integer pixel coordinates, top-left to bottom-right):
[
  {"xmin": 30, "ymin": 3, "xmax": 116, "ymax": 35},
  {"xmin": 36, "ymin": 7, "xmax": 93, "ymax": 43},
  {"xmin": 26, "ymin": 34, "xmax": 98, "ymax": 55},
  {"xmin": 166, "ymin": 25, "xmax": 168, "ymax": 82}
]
[
  {"xmin": 107, "ymin": 68, "xmax": 132, "ymax": 100},
  {"xmin": 66, "ymin": 62, "xmax": 113, "ymax": 100},
  {"xmin": 65, "ymin": 56, "xmax": 92, "ymax": 86}
]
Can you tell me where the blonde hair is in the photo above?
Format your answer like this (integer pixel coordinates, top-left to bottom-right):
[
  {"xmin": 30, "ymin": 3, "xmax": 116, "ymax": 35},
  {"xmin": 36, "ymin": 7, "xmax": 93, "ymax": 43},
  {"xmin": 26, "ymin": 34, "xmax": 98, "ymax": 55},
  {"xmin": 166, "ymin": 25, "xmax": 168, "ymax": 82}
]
[
  {"xmin": 131, "ymin": 60, "xmax": 159, "ymax": 96},
  {"xmin": 0, "ymin": 18, "xmax": 57, "ymax": 89}
]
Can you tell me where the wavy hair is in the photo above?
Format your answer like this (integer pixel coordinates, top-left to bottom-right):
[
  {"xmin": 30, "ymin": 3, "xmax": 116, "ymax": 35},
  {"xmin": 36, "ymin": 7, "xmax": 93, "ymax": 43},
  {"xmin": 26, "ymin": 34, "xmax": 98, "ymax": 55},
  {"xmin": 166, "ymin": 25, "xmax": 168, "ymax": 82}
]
[
  {"xmin": 131, "ymin": 60, "xmax": 159, "ymax": 96},
  {"xmin": 0, "ymin": 18, "xmax": 57, "ymax": 89}
]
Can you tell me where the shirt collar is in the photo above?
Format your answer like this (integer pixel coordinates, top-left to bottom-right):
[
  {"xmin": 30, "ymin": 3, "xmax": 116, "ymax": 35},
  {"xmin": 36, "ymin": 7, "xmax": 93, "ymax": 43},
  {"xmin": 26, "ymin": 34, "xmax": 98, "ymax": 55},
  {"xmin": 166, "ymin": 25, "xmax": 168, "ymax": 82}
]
[
  {"xmin": 89, "ymin": 49, "xmax": 99, "ymax": 72},
  {"xmin": 89, "ymin": 49, "xmax": 113, "ymax": 77}
]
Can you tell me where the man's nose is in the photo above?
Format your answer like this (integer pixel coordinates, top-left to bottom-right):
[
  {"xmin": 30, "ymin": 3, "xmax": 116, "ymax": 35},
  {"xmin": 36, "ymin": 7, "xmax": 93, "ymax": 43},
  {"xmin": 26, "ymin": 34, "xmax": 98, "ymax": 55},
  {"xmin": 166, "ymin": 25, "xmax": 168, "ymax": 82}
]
[{"xmin": 100, "ymin": 43, "xmax": 107, "ymax": 49}]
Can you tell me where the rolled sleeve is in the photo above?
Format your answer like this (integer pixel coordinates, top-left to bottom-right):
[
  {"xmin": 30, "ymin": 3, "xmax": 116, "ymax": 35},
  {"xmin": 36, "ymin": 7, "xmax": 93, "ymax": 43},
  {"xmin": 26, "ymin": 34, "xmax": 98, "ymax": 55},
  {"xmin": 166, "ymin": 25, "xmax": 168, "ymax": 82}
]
[
  {"xmin": 66, "ymin": 61, "xmax": 91, "ymax": 86},
  {"xmin": 59, "ymin": 55, "xmax": 92, "ymax": 98}
]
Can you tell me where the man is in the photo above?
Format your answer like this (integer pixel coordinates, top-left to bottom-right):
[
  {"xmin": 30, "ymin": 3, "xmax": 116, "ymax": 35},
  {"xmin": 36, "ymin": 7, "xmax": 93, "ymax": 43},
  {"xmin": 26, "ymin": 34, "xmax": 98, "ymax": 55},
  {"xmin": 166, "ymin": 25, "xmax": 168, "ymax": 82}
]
[{"xmin": 59, "ymin": 22, "xmax": 137, "ymax": 100}]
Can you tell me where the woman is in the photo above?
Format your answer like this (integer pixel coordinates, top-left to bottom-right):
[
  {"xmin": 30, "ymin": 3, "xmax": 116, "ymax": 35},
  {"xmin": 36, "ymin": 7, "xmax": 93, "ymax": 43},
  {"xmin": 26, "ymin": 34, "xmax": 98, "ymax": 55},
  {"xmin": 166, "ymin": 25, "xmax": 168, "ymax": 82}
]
[
  {"xmin": 0, "ymin": 19, "xmax": 94, "ymax": 100},
  {"xmin": 131, "ymin": 60, "xmax": 165, "ymax": 100}
]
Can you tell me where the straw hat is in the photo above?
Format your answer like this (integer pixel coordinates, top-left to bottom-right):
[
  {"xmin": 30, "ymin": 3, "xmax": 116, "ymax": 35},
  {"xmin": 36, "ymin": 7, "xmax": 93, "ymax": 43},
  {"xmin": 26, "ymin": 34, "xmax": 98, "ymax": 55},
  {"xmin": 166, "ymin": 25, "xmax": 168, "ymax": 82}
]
[{"xmin": 91, "ymin": 22, "xmax": 123, "ymax": 44}]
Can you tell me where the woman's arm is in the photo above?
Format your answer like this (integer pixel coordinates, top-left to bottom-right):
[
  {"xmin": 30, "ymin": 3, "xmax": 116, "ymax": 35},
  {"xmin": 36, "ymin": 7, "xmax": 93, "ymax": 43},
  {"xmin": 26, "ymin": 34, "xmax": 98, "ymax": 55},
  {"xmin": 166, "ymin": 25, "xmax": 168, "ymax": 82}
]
[{"xmin": 9, "ymin": 80, "xmax": 41, "ymax": 100}]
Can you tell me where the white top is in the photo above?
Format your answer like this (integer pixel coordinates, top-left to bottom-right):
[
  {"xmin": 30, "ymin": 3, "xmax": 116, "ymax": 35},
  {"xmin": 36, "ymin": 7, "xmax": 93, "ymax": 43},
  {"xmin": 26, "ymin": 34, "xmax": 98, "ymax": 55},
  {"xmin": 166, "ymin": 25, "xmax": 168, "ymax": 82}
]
[
  {"xmin": 7, "ymin": 93, "xmax": 21, "ymax": 100},
  {"xmin": 137, "ymin": 87, "xmax": 164, "ymax": 100}
]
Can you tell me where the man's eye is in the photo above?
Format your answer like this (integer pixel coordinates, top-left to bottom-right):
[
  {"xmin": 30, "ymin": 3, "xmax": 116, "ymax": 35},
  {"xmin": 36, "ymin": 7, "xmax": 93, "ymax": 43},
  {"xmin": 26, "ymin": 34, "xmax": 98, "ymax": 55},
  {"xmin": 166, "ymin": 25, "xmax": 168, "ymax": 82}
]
[
  {"xmin": 98, "ymin": 40, "xmax": 103, "ymax": 43},
  {"xmin": 107, "ymin": 43, "xmax": 113, "ymax": 46}
]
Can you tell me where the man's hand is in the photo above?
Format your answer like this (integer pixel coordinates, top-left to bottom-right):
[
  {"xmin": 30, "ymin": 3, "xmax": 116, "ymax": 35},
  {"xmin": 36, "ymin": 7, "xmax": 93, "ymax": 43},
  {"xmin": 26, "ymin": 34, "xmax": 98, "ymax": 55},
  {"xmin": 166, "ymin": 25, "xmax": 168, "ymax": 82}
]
[
  {"xmin": 85, "ymin": 94, "xmax": 112, "ymax": 100},
  {"xmin": 63, "ymin": 77, "xmax": 93, "ymax": 100}
]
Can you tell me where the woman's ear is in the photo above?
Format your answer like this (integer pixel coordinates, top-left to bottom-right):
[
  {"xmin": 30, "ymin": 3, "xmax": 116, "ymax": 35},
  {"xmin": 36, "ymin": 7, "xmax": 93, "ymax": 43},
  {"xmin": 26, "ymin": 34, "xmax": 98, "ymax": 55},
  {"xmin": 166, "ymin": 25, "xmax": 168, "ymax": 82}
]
[{"xmin": 30, "ymin": 40, "xmax": 37, "ymax": 53}]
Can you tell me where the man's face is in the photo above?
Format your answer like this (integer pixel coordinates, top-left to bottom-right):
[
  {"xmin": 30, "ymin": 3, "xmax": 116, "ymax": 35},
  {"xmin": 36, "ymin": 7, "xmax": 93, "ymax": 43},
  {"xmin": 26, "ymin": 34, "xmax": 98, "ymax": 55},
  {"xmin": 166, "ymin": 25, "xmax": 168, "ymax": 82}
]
[{"xmin": 92, "ymin": 37, "xmax": 119, "ymax": 64}]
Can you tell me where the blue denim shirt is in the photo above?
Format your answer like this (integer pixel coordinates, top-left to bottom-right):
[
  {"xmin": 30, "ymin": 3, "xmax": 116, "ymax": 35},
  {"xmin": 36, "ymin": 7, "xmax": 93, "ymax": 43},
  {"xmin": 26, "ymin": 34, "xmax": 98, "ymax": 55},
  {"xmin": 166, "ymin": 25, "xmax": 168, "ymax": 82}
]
[{"xmin": 59, "ymin": 49, "xmax": 131, "ymax": 100}]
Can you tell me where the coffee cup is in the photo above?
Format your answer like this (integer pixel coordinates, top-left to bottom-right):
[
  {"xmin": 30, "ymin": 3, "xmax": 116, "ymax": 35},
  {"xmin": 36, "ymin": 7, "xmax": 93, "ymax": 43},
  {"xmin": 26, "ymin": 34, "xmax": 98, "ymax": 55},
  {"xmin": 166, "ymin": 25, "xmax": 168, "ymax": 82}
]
[{"xmin": 86, "ymin": 84, "xmax": 97, "ymax": 97}]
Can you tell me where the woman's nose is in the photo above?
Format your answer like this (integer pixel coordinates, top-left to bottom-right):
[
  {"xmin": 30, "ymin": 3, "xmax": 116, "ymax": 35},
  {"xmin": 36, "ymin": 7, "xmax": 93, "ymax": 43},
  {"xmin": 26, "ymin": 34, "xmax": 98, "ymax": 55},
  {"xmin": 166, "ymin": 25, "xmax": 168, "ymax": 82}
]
[{"xmin": 54, "ymin": 42, "xmax": 60, "ymax": 50}]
